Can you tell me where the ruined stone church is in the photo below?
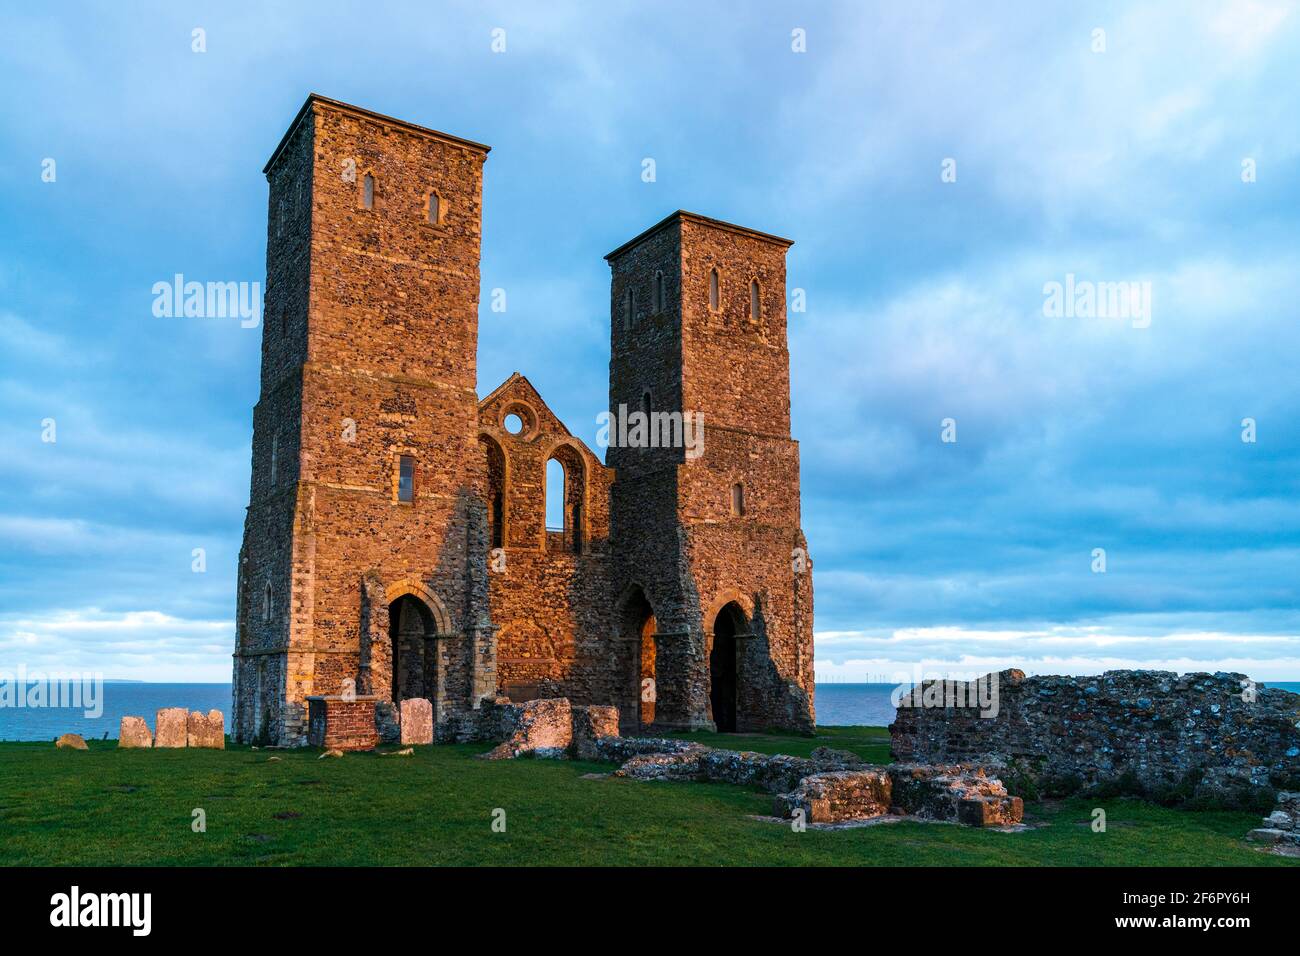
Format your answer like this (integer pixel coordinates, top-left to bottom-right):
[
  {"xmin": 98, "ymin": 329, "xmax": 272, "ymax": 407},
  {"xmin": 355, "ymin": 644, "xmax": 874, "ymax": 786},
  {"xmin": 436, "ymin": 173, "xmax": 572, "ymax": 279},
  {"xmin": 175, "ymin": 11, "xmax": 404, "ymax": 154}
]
[{"xmin": 232, "ymin": 95, "xmax": 815, "ymax": 746}]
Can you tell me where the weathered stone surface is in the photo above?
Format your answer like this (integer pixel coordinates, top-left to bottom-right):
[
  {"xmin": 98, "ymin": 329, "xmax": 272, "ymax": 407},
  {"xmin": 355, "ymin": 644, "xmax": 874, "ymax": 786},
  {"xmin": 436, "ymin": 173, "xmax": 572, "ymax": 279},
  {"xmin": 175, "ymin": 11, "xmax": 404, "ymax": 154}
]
[
  {"xmin": 154, "ymin": 707, "xmax": 189, "ymax": 748},
  {"xmin": 571, "ymin": 704, "xmax": 620, "ymax": 760},
  {"xmin": 480, "ymin": 698, "xmax": 573, "ymax": 759},
  {"xmin": 231, "ymin": 97, "xmax": 816, "ymax": 748},
  {"xmin": 774, "ymin": 769, "xmax": 893, "ymax": 823},
  {"xmin": 187, "ymin": 710, "xmax": 225, "ymax": 749},
  {"xmin": 399, "ymin": 698, "xmax": 433, "ymax": 745},
  {"xmin": 887, "ymin": 762, "xmax": 1021, "ymax": 824},
  {"xmin": 118, "ymin": 716, "xmax": 153, "ymax": 748},
  {"xmin": 891, "ymin": 669, "xmax": 1300, "ymax": 804},
  {"xmin": 1247, "ymin": 791, "xmax": 1300, "ymax": 846},
  {"xmin": 55, "ymin": 733, "xmax": 88, "ymax": 750},
  {"xmin": 614, "ymin": 749, "xmax": 707, "ymax": 781}
]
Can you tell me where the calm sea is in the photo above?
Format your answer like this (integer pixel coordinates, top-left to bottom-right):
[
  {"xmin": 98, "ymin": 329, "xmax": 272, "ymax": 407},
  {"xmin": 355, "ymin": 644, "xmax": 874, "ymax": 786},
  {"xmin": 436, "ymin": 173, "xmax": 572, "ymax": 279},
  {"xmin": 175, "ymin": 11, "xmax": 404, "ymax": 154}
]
[
  {"xmin": 1, "ymin": 681, "xmax": 1296, "ymax": 742},
  {"xmin": 0, "ymin": 683, "xmax": 231, "ymax": 742}
]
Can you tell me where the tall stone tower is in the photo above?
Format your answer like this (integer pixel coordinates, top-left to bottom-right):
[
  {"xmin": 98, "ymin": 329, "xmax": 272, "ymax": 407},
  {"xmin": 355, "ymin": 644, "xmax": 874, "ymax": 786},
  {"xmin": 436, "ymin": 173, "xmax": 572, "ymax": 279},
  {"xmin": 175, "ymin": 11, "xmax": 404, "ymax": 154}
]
[
  {"xmin": 233, "ymin": 95, "xmax": 494, "ymax": 744},
  {"xmin": 605, "ymin": 211, "xmax": 815, "ymax": 733}
]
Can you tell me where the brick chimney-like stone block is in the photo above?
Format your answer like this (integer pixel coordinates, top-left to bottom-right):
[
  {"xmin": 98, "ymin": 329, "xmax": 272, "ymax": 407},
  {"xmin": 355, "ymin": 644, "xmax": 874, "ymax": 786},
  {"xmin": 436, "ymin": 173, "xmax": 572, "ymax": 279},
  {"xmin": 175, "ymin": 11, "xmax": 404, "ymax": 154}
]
[{"xmin": 307, "ymin": 695, "xmax": 379, "ymax": 751}]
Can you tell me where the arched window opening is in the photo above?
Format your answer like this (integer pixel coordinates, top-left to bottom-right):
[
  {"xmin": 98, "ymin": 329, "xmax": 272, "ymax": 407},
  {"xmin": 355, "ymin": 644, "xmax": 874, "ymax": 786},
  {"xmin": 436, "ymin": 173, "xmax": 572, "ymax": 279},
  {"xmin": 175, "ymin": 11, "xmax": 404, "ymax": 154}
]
[
  {"xmin": 709, "ymin": 268, "xmax": 720, "ymax": 310},
  {"xmin": 546, "ymin": 447, "xmax": 585, "ymax": 554},
  {"xmin": 428, "ymin": 192, "xmax": 441, "ymax": 224},
  {"xmin": 262, "ymin": 581, "xmax": 273, "ymax": 623},
  {"xmin": 749, "ymin": 279, "xmax": 761, "ymax": 321},
  {"xmin": 731, "ymin": 482, "xmax": 745, "ymax": 516},
  {"xmin": 546, "ymin": 458, "xmax": 566, "ymax": 533},
  {"xmin": 398, "ymin": 454, "xmax": 415, "ymax": 502},
  {"xmin": 652, "ymin": 271, "xmax": 666, "ymax": 313},
  {"xmin": 622, "ymin": 287, "xmax": 634, "ymax": 331},
  {"xmin": 362, "ymin": 173, "xmax": 375, "ymax": 210},
  {"xmin": 480, "ymin": 434, "xmax": 507, "ymax": 551}
]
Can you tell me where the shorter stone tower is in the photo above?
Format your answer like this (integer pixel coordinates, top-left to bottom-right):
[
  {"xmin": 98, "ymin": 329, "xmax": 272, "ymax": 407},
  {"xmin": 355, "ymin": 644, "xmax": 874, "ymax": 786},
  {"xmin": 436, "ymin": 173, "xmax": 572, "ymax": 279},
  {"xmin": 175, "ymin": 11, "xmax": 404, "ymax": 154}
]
[{"xmin": 605, "ymin": 211, "xmax": 815, "ymax": 733}]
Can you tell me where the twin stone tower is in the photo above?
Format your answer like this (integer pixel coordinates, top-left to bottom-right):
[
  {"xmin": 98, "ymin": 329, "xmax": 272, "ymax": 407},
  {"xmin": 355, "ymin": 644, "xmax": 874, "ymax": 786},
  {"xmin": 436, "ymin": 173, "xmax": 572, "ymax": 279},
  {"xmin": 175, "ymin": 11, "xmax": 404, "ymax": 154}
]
[{"xmin": 232, "ymin": 95, "xmax": 815, "ymax": 746}]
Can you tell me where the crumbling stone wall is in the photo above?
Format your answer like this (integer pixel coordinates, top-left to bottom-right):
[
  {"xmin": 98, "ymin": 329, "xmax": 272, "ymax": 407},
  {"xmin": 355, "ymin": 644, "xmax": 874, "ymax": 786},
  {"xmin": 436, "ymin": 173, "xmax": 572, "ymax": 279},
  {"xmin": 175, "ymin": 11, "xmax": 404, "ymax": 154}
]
[
  {"xmin": 891, "ymin": 669, "xmax": 1300, "ymax": 803},
  {"xmin": 1246, "ymin": 791, "xmax": 1300, "ymax": 847}
]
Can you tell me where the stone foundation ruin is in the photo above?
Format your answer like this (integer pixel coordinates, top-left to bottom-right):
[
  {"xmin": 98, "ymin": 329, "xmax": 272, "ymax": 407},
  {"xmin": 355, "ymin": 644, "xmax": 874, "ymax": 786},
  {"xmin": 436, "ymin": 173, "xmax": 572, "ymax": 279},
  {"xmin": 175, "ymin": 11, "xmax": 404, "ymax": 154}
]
[
  {"xmin": 891, "ymin": 669, "xmax": 1300, "ymax": 806},
  {"xmin": 380, "ymin": 695, "xmax": 1023, "ymax": 828}
]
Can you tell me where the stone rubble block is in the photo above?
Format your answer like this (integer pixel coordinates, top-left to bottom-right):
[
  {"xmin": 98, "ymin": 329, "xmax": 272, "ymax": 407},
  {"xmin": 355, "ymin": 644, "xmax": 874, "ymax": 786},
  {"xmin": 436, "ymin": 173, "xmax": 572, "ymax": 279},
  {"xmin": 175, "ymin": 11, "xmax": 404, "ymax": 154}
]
[
  {"xmin": 774, "ymin": 769, "xmax": 893, "ymax": 824},
  {"xmin": 479, "ymin": 698, "xmax": 573, "ymax": 759},
  {"xmin": 1247, "ymin": 791, "xmax": 1300, "ymax": 846},
  {"xmin": 55, "ymin": 733, "xmax": 88, "ymax": 750},
  {"xmin": 614, "ymin": 749, "xmax": 706, "ymax": 781},
  {"xmin": 118, "ymin": 716, "xmax": 153, "ymax": 748},
  {"xmin": 570, "ymin": 704, "xmax": 620, "ymax": 760},
  {"xmin": 589, "ymin": 736, "xmax": 701, "ymax": 764}
]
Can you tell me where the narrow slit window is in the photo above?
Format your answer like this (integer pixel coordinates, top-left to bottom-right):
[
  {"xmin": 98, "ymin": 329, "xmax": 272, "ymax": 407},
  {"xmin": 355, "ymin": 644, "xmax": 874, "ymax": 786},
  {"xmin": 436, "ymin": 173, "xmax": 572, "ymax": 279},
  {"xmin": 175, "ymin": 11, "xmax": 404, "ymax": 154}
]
[
  {"xmin": 709, "ymin": 269, "xmax": 720, "ymax": 310},
  {"xmin": 546, "ymin": 458, "xmax": 565, "ymax": 531},
  {"xmin": 398, "ymin": 455, "xmax": 415, "ymax": 502},
  {"xmin": 363, "ymin": 173, "xmax": 375, "ymax": 210},
  {"xmin": 491, "ymin": 493, "xmax": 504, "ymax": 549},
  {"xmin": 623, "ymin": 288, "xmax": 633, "ymax": 331},
  {"xmin": 428, "ymin": 192, "xmax": 440, "ymax": 224},
  {"xmin": 750, "ymin": 279, "xmax": 761, "ymax": 321},
  {"xmin": 731, "ymin": 482, "xmax": 745, "ymax": 516},
  {"xmin": 263, "ymin": 582, "xmax": 273, "ymax": 622}
]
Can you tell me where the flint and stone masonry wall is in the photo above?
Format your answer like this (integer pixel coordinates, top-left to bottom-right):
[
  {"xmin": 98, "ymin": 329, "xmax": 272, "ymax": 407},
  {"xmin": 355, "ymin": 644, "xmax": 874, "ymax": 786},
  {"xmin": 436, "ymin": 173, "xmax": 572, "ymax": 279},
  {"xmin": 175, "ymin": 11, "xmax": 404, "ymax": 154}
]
[
  {"xmin": 233, "ymin": 96, "xmax": 816, "ymax": 747},
  {"xmin": 891, "ymin": 669, "xmax": 1300, "ymax": 801}
]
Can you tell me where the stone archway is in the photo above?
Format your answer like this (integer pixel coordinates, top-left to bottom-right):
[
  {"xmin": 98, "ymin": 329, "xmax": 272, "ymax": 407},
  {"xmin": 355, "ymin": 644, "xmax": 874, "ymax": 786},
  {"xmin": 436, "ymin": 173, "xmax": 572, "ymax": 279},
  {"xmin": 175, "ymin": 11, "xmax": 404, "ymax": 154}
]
[
  {"xmin": 362, "ymin": 579, "xmax": 452, "ymax": 708},
  {"xmin": 388, "ymin": 594, "xmax": 436, "ymax": 704},
  {"xmin": 618, "ymin": 586, "xmax": 658, "ymax": 733}
]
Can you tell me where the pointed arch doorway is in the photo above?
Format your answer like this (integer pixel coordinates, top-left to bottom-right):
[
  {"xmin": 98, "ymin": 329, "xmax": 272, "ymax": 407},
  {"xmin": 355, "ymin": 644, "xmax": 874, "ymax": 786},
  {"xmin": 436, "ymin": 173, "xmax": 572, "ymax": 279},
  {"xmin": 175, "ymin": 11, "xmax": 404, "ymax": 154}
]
[{"xmin": 710, "ymin": 602, "xmax": 746, "ymax": 732}]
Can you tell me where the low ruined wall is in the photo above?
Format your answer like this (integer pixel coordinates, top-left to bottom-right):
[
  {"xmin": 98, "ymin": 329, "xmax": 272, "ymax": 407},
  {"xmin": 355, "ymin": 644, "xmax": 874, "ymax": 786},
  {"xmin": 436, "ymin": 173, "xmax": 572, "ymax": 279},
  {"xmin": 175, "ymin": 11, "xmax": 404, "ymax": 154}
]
[{"xmin": 891, "ymin": 669, "xmax": 1300, "ymax": 802}]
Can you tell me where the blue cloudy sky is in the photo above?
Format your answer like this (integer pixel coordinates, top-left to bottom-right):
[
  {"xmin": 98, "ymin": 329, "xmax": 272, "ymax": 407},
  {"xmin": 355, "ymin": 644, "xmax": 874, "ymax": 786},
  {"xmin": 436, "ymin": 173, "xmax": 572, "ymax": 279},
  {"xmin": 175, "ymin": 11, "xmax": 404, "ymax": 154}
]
[{"xmin": 1, "ymin": 1, "xmax": 1297, "ymax": 682}]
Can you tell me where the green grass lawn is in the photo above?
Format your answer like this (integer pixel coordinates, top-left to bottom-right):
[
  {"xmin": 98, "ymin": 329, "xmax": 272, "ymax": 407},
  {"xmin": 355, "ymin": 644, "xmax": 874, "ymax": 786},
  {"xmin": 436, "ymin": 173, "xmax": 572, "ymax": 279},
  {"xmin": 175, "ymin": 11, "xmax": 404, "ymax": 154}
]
[{"xmin": 0, "ymin": 727, "xmax": 1291, "ymax": 867}]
